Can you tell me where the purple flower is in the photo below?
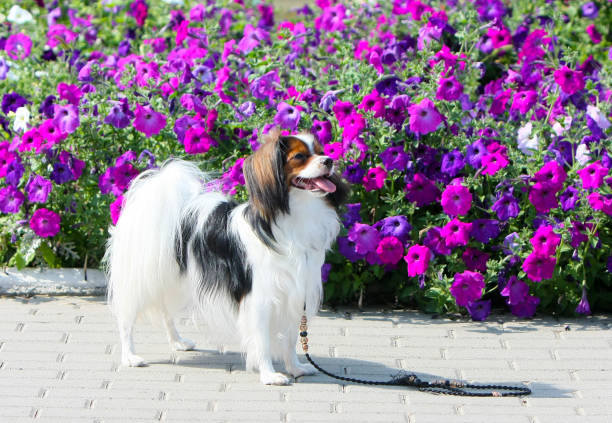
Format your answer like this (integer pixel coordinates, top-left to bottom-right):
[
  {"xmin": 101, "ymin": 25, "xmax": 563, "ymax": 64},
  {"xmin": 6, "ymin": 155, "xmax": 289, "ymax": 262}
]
[
  {"xmin": 529, "ymin": 182, "xmax": 558, "ymax": 214},
  {"xmin": 129, "ymin": 0, "xmax": 148, "ymax": 26},
  {"xmin": 408, "ymin": 98, "xmax": 443, "ymax": 136},
  {"xmin": 30, "ymin": 208, "xmax": 61, "ymax": 238},
  {"xmin": 380, "ymin": 146, "xmax": 409, "ymax": 171},
  {"xmin": 321, "ymin": 263, "xmax": 331, "ymax": 283},
  {"xmin": 133, "ymin": 104, "xmax": 166, "ymax": 137},
  {"xmin": 319, "ymin": 90, "xmax": 339, "ymax": 112},
  {"xmin": 503, "ymin": 232, "xmax": 520, "ymax": 255},
  {"xmin": 450, "ymin": 271, "xmax": 485, "ymax": 307},
  {"xmin": 491, "ymin": 193, "xmax": 520, "ymax": 221},
  {"xmin": 51, "ymin": 162, "xmax": 73, "ymax": 185},
  {"xmin": 462, "ymin": 247, "xmax": 490, "ymax": 273},
  {"xmin": 57, "ymin": 83, "xmax": 83, "ymax": 107},
  {"xmin": 575, "ymin": 286, "xmax": 591, "ymax": 315},
  {"xmin": 375, "ymin": 215, "xmax": 412, "ymax": 243},
  {"xmin": 337, "ymin": 236, "xmax": 365, "ymax": 262},
  {"xmin": 104, "ymin": 99, "xmax": 134, "ymax": 129},
  {"xmin": 466, "ymin": 300, "xmax": 491, "ymax": 321},
  {"xmin": 274, "ymin": 102, "xmax": 301, "ymax": 131},
  {"xmin": 441, "ymin": 149, "xmax": 465, "ymax": 177},
  {"xmin": 26, "ymin": 175, "xmax": 52, "ymax": 203},
  {"xmin": 423, "ymin": 226, "xmax": 451, "ymax": 256},
  {"xmin": 500, "ymin": 276, "xmax": 529, "ymax": 306},
  {"xmin": 53, "ymin": 104, "xmax": 80, "ymax": 134},
  {"xmin": 39, "ymin": 95, "xmax": 56, "ymax": 119},
  {"xmin": 510, "ymin": 295, "xmax": 540, "ymax": 318},
  {"xmin": 311, "ymin": 120, "xmax": 333, "ymax": 145},
  {"xmin": 554, "ymin": 66, "xmax": 584, "ymax": 95},
  {"xmin": 250, "ymin": 71, "xmax": 279, "ymax": 102},
  {"xmin": 343, "ymin": 163, "xmax": 365, "ymax": 184},
  {"xmin": 237, "ymin": 101, "xmax": 255, "ymax": 122},
  {"xmin": 466, "ymin": 139, "xmax": 487, "ymax": 168},
  {"xmin": 348, "ymin": 223, "xmax": 380, "ymax": 255},
  {"xmin": 2, "ymin": 92, "xmax": 28, "ymax": 115},
  {"xmin": 0, "ymin": 186, "xmax": 25, "ymax": 213},
  {"xmin": 470, "ymin": 219, "xmax": 500, "ymax": 244},
  {"xmin": 5, "ymin": 159, "xmax": 24, "ymax": 186},
  {"xmin": 581, "ymin": 2, "xmax": 598, "ymax": 19},
  {"xmin": 342, "ymin": 203, "xmax": 361, "ymax": 228},
  {"xmin": 405, "ymin": 173, "xmax": 440, "ymax": 206},
  {"xmin": 5, "ymin": 33, "xmax": 32, "ymax": 60}
]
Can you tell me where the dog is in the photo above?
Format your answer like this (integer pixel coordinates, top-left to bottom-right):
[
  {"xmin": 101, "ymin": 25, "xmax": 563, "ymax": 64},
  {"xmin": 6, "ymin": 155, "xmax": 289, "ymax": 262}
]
[{"xmin": 104, "ymin": 130, "xmax": 348, "ymax": 385}]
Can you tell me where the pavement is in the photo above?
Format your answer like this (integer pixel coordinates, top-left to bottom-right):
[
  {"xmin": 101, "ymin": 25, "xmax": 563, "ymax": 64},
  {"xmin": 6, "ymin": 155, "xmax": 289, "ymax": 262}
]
[{"xmin": 2, "ymin": 295, "xmax": 612, "ymax": 423}]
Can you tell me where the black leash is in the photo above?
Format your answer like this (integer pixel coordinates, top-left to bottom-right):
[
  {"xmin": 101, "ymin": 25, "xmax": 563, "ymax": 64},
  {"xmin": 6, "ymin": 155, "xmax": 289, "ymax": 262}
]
[{"xmin": 299, "ymin": 314, "xmax": 531, "ymax": 397}]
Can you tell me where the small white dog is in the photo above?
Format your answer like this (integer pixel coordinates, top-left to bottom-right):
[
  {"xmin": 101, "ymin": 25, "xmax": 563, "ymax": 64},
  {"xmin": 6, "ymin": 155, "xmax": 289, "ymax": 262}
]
[{"xmin": 104, "ymin": 131, "xmax": 347, "ymax": 385}]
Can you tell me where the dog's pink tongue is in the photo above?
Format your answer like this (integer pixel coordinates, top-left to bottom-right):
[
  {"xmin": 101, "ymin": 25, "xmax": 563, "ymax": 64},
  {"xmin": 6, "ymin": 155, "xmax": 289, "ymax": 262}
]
[{"xmin": 313, "ymin": 177, "xmax": 336, "ymax": 193}]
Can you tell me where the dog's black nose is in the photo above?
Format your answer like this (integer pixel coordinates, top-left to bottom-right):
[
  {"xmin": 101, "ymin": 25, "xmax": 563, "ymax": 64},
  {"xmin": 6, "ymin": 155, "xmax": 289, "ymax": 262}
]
[{"xmin": 323, "ymin": 158, "xmax": 333, "ymax": 169}]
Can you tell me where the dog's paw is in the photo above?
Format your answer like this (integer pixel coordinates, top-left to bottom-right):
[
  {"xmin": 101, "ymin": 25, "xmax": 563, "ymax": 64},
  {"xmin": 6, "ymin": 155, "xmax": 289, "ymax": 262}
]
[
  {"xmin": 260, "ymin": 372, "xmax": 292, "ymax": 386},
  {"xmin": 172, "ymin": 338, "xmax": 196, "ymax": 351},
  {"xmin": 122, "ymin": 354, "xmax": 147, "ymax": 367},
  {"xmin": 288, "ymin": 362, "xmax": 317, "ymax": 378}
]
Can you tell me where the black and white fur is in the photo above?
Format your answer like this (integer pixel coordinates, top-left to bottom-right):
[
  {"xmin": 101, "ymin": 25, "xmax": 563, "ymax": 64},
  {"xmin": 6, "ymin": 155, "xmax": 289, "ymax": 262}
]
[{"xmin": 105, "ymin": 133, "xmax": 347, "ymax": 385}]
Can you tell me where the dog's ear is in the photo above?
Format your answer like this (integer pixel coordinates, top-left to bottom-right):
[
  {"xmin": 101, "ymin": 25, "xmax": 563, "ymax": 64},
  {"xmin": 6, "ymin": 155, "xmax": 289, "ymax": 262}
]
[
  {"xmin": 243, "ymin": 131, "xmax": 290, "ymax": 223},
  {"xmin": 325, "ymin": 173, "xmax": 350, "ymax": 208}
]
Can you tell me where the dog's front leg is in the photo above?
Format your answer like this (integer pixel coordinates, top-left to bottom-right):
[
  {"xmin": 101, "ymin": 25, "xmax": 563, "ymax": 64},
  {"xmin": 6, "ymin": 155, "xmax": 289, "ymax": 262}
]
[{"xmin": 248, "ymin": 300, "xmax": 291, "ymax": 385}]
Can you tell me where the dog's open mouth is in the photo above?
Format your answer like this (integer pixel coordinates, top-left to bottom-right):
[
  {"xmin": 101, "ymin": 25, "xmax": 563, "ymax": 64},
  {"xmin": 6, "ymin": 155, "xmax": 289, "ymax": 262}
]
[{"xmin": 291, "ymin": 176, "xmax": 337, "ymax": 193}]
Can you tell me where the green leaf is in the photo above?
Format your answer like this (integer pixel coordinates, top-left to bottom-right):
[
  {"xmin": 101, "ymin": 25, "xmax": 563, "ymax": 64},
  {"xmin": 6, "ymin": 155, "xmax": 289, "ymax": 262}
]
[
  {"xmin": 9, "ymin": 252, "xmax": 26, "ymax": 270},
  {"xmin": 38, "ymin": 242, "xmax": 59, "ymax": 268}
]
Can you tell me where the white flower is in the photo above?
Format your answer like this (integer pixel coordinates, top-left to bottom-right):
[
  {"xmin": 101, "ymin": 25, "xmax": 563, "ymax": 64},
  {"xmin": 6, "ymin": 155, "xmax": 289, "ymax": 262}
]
[
  {"xmin": 586, "ymin": 105, "xmax": 611, "ymax": 130},
  {"xmin": 517, "ymin": 122, "xmax": 539, "ymax": 156},
  {"xmin": 7, "ymin": 5, "xmax": 33, "ymax": 25},
  {"xmin": 13, "ymin": 106, "xmax": 30, "ymax": 133},
  {"xmin": 575, "ymin": 143, "xmax": 591, "ymax": 166}
]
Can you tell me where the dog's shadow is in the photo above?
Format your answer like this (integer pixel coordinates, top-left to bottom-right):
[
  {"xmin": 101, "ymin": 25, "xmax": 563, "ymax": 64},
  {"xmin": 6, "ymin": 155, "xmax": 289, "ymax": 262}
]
[{"xmin": 150, "ymin": 348, "xmax": 569, "ymax": 398}]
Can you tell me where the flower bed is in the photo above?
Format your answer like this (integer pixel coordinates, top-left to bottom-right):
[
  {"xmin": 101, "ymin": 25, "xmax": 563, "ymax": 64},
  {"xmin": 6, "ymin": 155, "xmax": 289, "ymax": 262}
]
[{"xmin": 0, "ymin": 0, "xmax": 610, "ymax": 319}]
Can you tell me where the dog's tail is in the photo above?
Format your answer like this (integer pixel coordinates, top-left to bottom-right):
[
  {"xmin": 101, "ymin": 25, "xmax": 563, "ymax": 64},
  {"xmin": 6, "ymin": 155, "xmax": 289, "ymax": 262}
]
[{"xmin": 104, "ymin": 159, "xmax": 209, "ymax": 319}]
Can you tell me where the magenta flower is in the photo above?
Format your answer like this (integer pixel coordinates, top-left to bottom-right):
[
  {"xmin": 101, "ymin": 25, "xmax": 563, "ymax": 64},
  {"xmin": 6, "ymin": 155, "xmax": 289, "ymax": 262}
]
[
  {"xmin": 440, "ymin": 184, "xmax": 472, "ymax": 216},
  {"xmin": 405, "ymin": 173, "xmax": 440, "ymax": 206},
  {"xmin": 529, "ymin": 182, "xmax": 558, "ymax": 213},
  {"xmin": 20, "ymin": 129, "xmax": 43, "ymax": 153},
  {"xmin": 441, "ymin": 218, "xmax": 472, "ymax": 248},
  {"xmin": 362, "ymin": 167, "xmax": 387, "ymax": 192},
  {"xmin": 404, "ymin": 244, "xmax": 432, "ymax": 277},
  {"xmin": 462, "ymin": 247, "xmax": 489, "ymax": 273},
  {"xmin": 46, "ymin": 24, "xmax": 78, "ymax": 48},
  {"xmin": 576, "ymin": 160, "xmax": 609, "ymax": 189},
  {"xmin": 53, "ymin": 104, "xmax": 80, "ymax": 134},
  {"xmin": 26, "ymin": 175, "xmax": 52, "ymax": 203},
  {"xmin": 533, "ymin": 161, "xmax": 567, "ymax": 192},
  {"xmin": 57, "ymin": 83, "xmax": 83, "ymax": 106},
  {"xmin": 332, "ymin": 100, "xmax": 355, "ymax": 123},
  {"xmin": 30, "ymin": 208, "xmax": 61, "ymax": 238},
  {"xmin": 341, "ymin": 112, "xmax": 366, "ymax": 142},
  {"xmin": 184, "ymin": 127, "xmax": 216, "ymax": 155},
  {"xmin": 530, "ymin": 225, "xmax": 561, "ymax": 256},
  {"xmin": 450, "ymin": 271, "xmax": 485, "ymax": 307},
  {"xmin": 348, "ymin": 223, "xmax": 380, "ymax": 255},
  {"xmin": 376, "ymin": 236, "xmax": 405, "ymax": 265},
  {"xmin": 358, "ymin": 89, "xmax": 386, "ymax": 118},
  {"xmin": 480, "ymin": 152, "xmax": 509, "ymax": 176},
  {"xmin": 553, "ymin": 66, "xmax": 585, "ymax": 95},
  {"xmin": 110, "ymin": 195, "xmax": 125, "ymax": 225},
  {"xmin": 510, "ymin": 90, "xmax": 537, "ymax": 114},
  {"xmin": 311, "ymin": 120, "xmax": 332, "ymax": 144},
  {"xmin": 5, "ymin": 33, "xmax": 32, "ymax": 60},
  {"xmin": 436, "ymin": 75, "xmax": 463, "ymax": 101},
  {"xmin": 129, "ymin": 0, "xmax": 148, "ymax": 26},
  {"xmin": 274, "ymin": 102, "xmax": 301, "ymax": 130},
  {"xmin": 586, "ymin": 25, "xmax": 601, "ymax": 44},
  {"xmin": 0, "ymin": 186, "xmax": 25, "ymax": 213},
  {"xmin": 522, "ymin": 252, "xmax": 556, "ymax": 282},
  {"xmin": 323, "ymin": 142, "xmax": 344, "ymax": 160},
  {"xmin": 408, "ymin": 98, "xmax": 443, "ymax": 136},
  {"xmin": 133, "ymin": 104, "xmax": 166, "ymax": 137},
  {"xmin": 487, "ymin": 27, "xmax": 511, "ymax": 48},
  {"xmin": 39, "ymin": 119, "xmax": 66, "ymax": 147}
]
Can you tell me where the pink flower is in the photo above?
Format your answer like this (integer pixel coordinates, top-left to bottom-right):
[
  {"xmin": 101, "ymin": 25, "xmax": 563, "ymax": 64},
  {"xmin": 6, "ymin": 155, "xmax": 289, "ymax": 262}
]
[
  {"xmin": 47, "ymin": 24, "xmax": 78, "ymax": 48},
  {"xmin": 450, "ymin": 271, "xmax": 485, "ymax": 307},
  {"xmin": 110, "ymin": 195, "xmax": 125, "ymax": 225},
  {"xmin": 184, "ymin": 127, "xmax": 216, "ymax": 155},
  {"xmin": 362, "ymin": 167, "xmax": 387, "ymax": 191},
  {"xmin": 487, "ymin": 27, "xmax": 511, "ymax": 49},
  {"xmin": 408, "ymin": 98, "xmax": 443, "ymax": 136},
  {"xmin": 588, "ymin": 192, "xmax": 612, "ymax": 215},
  {"xmin": 332, "ymin": 100, "xmax": 355, "ymax": 123},
  {"xmin": 586, "ymin": 24, "xmax": 602, "ymax": 44},
  {"xmin": 436, "ymin": 75, "xmax": 463, "ymax": 101},
  {"xmin": 576, "ymin": 160, "xmax": 609, "ymax": 189},
  {"xmin": 441, "ymin": 218, "xmax": 472, "ymax": 248},
  {"xmin": 522, "ymin": 252, "xmax": 556, "ymax": 282},
  {"xmin": 553, "ymin": 66, "xmax": 585, "ymax": 95},
  {"xmin": 440, "ymin": 184, "xmax": 472, "ymax": 216},
  {"xmin": 348, "ymin": 223, "xmax": 380, "ymax": 255},
  {"xmin": 341, "ymin": 112, "xmax": 366, "ymax": 142},
  {"xmin": 533, "ymin": 161, "xmax": 567, "ymax": 192},
  {"xmin": 404, "ymin": 245, "xmax": 432, "ymax": 277},
  {"xmin": 358, "ymin": 89, "xmax": 386, "ymax": 118},
  {"xmin": 323, "ymin": 142, "xmax": 344, "ymax": 160},
  {"xmin": 39, "ymin": 119, "xmax": 66, "ymax": 147},
  {"xmin": 511, "ymin": 90, "xmax": 537, "ymax": 114},
  {"xmin": 530, "ymin": 225, "xmax": 561, "ymax": 256},
  {"xmin": 376, "ymin": 236, "xmax": 405, "ymax": 265},
  {"xmin": 133, "ymin": 104, "xmax": 166, "ymax": 137},
  {"xmin": 30, "ymin": 208, "xmax": 61, "ymax": 238},
  {"xmin": 57, "ymin": 83, "xmax": 83, "ymax": 106},
  {"xmin": 480, "ymin": 152, "xmax": 509, "ymax": 176},
  {"xmin": 129, "ymin": 0, "xmax": 148, "ymax": 27},
  {"xmin": 5, "ymin": 33, "xmax": 32, "ymax": 60}
]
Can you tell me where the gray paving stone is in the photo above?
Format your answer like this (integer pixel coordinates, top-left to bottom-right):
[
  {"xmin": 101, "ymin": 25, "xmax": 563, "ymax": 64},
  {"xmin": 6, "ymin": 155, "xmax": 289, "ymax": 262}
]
[{"xmin": 2, "ymin": 295, "xmax": 612, "ymax": 422}]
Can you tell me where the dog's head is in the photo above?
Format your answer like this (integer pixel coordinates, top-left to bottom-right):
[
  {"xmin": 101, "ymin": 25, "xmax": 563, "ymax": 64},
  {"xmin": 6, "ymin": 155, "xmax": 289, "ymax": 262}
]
[{"xmin": 243, "ymin": 128, "xmax": 349, "ymax": 226}]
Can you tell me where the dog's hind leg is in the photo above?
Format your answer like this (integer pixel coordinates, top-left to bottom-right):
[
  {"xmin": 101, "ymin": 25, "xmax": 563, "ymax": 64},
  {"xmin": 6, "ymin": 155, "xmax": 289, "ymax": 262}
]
[
  {"xmin": 162, "ymin": 311, "xmax": 196, "ymax": 352},
  {"xmin": 118, "ymin": 313, "xmax": 146, "ymax": 367}
]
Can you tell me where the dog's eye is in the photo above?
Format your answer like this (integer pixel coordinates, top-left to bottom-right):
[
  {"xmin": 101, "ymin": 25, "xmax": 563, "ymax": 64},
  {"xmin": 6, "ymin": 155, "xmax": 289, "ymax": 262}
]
[{"xmin": 292, "ymin": 153, "xmax": 307, "ymax": 161}]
